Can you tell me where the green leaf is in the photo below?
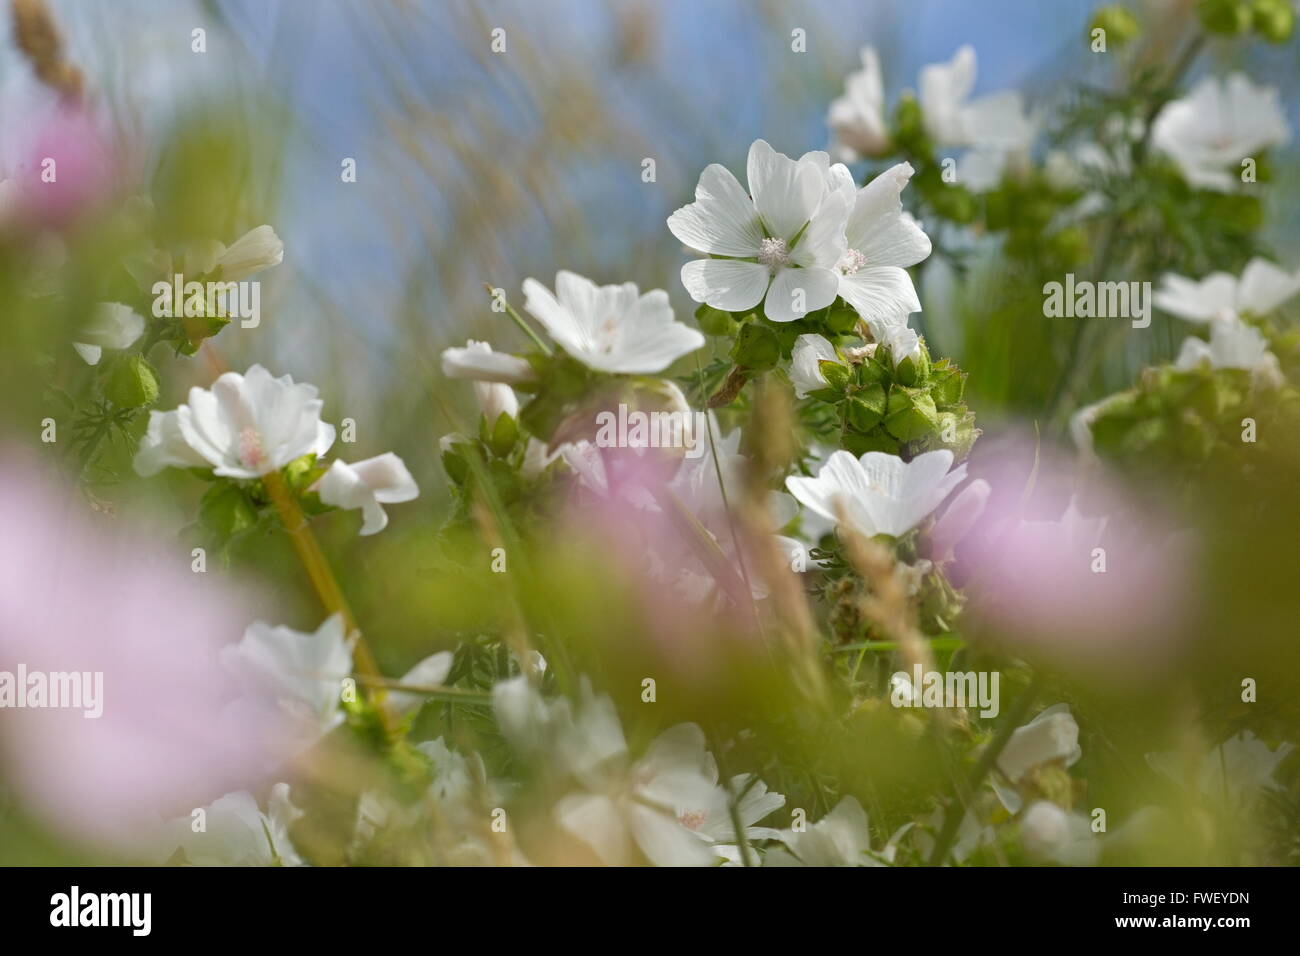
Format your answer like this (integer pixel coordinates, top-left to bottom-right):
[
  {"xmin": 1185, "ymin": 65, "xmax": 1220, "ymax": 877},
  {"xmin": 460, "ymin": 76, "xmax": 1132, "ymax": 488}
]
[
  {"xmin": 199, "ymin": 482, "xmax": 258, "ymax": 540},
  {"xmin": 819, "ymin": 359, "xmax": 852, "ymax": 391},
  {"xmin": 104, "ymin": 354, "xmax": 160, "ymax": 408},
  {"xmin": 487, "ymin": 411, "xmax": 519, "ymax": 458},
  {"xmin": 885, "ymin": 387, "xmax": 939, "ymax": 442},
  {"xmin": 694, "ymin": 303, "xmax": 738, "ymax": 336},
  {"xmin": 731, "ymin": 322, "xmax": 781, "ymax": 370},
  {"xmin": 848, "ymin": 383, "xmax": 887, "ymax": 431}
]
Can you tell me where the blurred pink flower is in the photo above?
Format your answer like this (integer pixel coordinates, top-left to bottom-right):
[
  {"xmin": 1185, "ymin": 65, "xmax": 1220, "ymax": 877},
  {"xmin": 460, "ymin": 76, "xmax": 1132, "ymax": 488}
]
[
  {"xmin": 953, "ymin": 434, "xmax": 1195, "ymax": 678},
  {"xmin": 4, "ymin": 103, "xmax": 120, "ymax": 230},
  {"xmin": 0, "ymin": 453, "xmax": 285, "ymax": 851},
  {"xmin": 561, "ymin": 440, "xmax": 764, "ymax": 675}
]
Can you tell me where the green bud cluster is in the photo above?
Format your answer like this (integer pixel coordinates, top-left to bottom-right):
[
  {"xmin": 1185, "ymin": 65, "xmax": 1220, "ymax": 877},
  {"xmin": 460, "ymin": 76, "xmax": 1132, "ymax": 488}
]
[
  {"xmin": 808, "ymin": 335, "xmax": 979, "ymax": 460},
  {"xmin": 1088, "ymin": 362, "xmax": 1294, "ymax": 475}
]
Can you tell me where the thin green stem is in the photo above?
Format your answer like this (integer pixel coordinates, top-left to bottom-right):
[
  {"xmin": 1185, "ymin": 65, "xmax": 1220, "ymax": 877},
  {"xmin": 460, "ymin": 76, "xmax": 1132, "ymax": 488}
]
[{"xmin": 484, "ymin": 282, "xmax": 552, "ymax": 356}]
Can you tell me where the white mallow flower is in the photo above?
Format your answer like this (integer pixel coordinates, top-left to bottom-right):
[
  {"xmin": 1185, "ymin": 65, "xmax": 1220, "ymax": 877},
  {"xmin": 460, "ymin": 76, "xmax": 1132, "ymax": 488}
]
[
  {"xmin": 876, "ymin": 322, "xmax": 922, "ymax": 367},
  {"xmin": 441, "ymin": 339, "xmax": 536, "ymax": 386},
  {"xmin": 186, "ymin": 224, "xmax": 285, "ymax": 280},
  {"xmin": 993, "ymin": 703, "xmax": 1082, "ymax": 813},
  {"xmin": 1175, "ymin": 318, "xmax": 1284, "ymax": 387},
  {"xmin": 1155, "ymin": 258, "xmax": 1300, "ymax": 324},
  {"xmin": 835, "ymin": 163, "xmax": 933, "ymax": 326},
  {"xmin": 523, "ymin": 679, "xmax": 780, "ymax": 866},
  {"xmin": 1147, "ymin": 731, "xmax": 1293, "ymax": 808},
  {"xmin": 313, "ymin": 453, "xmax": 419, "ymax": 536},
  {"xmin": 1152, "ymin": 73, "xmax": 1289, "ymax": 192},
  {"xmin": 160, "ymin": 784, "xmax": 303, "ymax": 866},
  {"xmin": 555, "ymin": 720, "xmax": 777, "ymax": 867},
  {"xmin": 828, "ymin": 46, "xmax": 890, "ymax": 162},
  {"xmin": 768, "ymin": 796, "xmax": 884, "ymax": 867},
  {"xmin": 475, "ymin": 380, "xmax": 518, "ymax": 424},
  {"xmin": 521, "ymin": 271, "xmax": 703, "ymax": 373},
  {"xmin": 221, "ymin": 614, "xmax": 354, "ymax": 745},
  {"xmin": 785, "ymin": 448, "xmax": 967, "ymax": 539},
  {"xmin": 134, "ymin": 364, "xmax": 335, "ymax": 479},
  {"xmin": 133, "ymin": 408, "xmax": 210, "ymax": 476},
  {"xmin": 919, "ymin": 45, "xmax": 1033, "ymax": 149},
  {"xmin": 668, "ymin": 138, "xmax": 854, "ymax": 324},
  {"xmin": 73, "ymin": 302, "xmax": 145, "ymax": 365},
  {"xmin": 790, "ymin": 333, "xmax": 842, "ymax": 398},
  {"xmin": 1019, "ymin": 801, "xmax": 1099, "ymax": 867}
]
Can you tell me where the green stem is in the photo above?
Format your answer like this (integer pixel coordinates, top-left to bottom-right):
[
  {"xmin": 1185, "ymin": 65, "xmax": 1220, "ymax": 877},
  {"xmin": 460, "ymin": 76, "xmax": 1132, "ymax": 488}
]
[{"xmin": 484, "ymin": 282, "xmax": 552, "ymax": 356}]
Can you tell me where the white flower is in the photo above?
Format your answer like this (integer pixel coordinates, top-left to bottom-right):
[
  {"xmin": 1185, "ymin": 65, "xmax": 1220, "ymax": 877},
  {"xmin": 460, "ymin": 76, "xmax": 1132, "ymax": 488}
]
[
  {"xmin": 668, "ymin": 139, "xmax": 854, "ymax": 323},
  {"xmin": 556, "ymin": 720, "xmax": 773, "ymax": 867},
  {"xmin": 521, "ymin": 270, "xmax": 703, "ymax": 373},
  {"xmin": 785, "ymin": 448, "xmax": 967, "ymax": 539},
  {"xmin": 790, "ymin": 333, "xmax": 842, "ymax": 398},
  {"xmin": 834, "ymin": 163, "xmax": 932, "ymax": 328},
  {"xmin": 993, "ymin": 703, "xmax": 1082, "ymax": 813},
  {"xmin": 919, "ymin": 45, "xmax": 1032, "ymax": 149},
  {"xmin": 313, "ymin": 452, "xmax": 419, "ymax": 535},
  {"xmin": 1152, "ymin": 73, "xmax": 1289, "ymax": 192},
  {"xmin": 519, "ymin": 679, "xmax": 777, "ymax": 867},
  {"xmin": 492, "ymin": 675, "xmax": 570, "ymax": 755},
  {"xmin": 1148, "ymin": 731, "xmax": 1293, "ymax": 808},
  {"xmin": 212, "ymin": 224, "xmax": 284, "ymax": 280},
  {"xmin": 1019, "ymin": 801, "xmax": 1099, "ymax": 867},
  {"xmin": 387, "ymin": 652, "xmax": 454, "ymax": 716},
  {"xmin": 221, "ymin": 614, "xmax": 353, "ymax": 745},
  {"xmin": 135, "ymin": 364, "xmax": 335, "ymax": 479},
  {"xmin": 160, "ymin": 784, "xmax": 303, "ymax": 866},
  {"xmin": 769, "ymin": 796, "xmax": 883, "ymax": 866},
  {"xmin": 73, "ymin": 302, "xmax": 145, "ymax": 365},
  {"xmin": 441, "ymin": 339, "xmax": 536, "ymax": 388},
  {"xmin": 1175, "ymin": 318, "xmax": 1283, "ymax": 386},
  {"xmin": 828, "ymin": 46, "xmax": 890, "ymax": 162},
  {"xmin": 876, "ymin": 322, "xmax": 922, "ymax": 367},
  {"xmin": 928, "ymin": 478, "xmax": 990, "ymax": 562},
  {"xmin": 1155, "ymin": 258, "xmax": 1300, "ymax": 324},
  {"xmin": 133, "ymin": 409, "xmax": 210, "ymax": 476}
]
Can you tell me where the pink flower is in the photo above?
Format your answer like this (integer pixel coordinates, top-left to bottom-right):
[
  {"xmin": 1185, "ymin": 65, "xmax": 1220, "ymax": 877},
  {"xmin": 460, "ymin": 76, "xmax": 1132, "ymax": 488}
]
[
  {"xmin": 953, "ymin": 434, "xmax": 1195, "ymax": 679},
  {"xmin": 0, "ymin": 453, "xmax": 286, "ymax": 852},
  {"xmin": 4, "ymin": 103, "xmax": 120, "ymax": 230}
]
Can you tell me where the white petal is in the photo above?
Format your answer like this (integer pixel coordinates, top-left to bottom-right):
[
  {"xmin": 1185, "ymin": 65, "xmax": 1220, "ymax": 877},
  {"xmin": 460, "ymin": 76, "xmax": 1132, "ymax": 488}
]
[
  {"xmin": 667, "ymin": 163, "xmax": 763, "ymax": 257},
  {"xmin": 680, "ymin": 258, "xmax": 768, "ymax": 313},
  {"xmin": 1237, "ymin": 258, "xmax": 1300, "ymax": 316},
  {"xmin": 441, "ymin": 340, "xmax": 535, "ymax": 384},
  {"xmin": 216, "ymin": 225, "xmax": 284, "ymax": 281},
  {"xmin": 747, "ymin": 139, "xmax": 822, "ymax": 240},
  {"xmin": 838, "ymin": 267, "xmax": 921, "ymax": 325},
  {"xmin": 790, "ymin": 333, "xmax": 839, "ymax": 398},
  {"xmin": 388, "ymin": 651, "xmax": 454, "ymax": 715},
  {"xmin": 764, "ymin": 266, "xmax": 838, "ymax": 323}
]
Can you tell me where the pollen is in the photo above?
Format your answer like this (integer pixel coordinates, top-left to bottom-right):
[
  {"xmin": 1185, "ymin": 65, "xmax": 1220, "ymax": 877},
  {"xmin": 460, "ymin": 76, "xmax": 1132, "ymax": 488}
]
[
  {"xmin": 678, "ymin": 809, "xmax": 707, "ymax": 830},
  {"xmin": 757, "ymin": 236, "xmax": 790, "ymax": 271},
  {"xmin": 238, "ymin": 426, "xmax": 267, "ymax": 469},
  {"xmin": 837, "ymin": 248, "xmax": 868, "ymax": 276}
]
